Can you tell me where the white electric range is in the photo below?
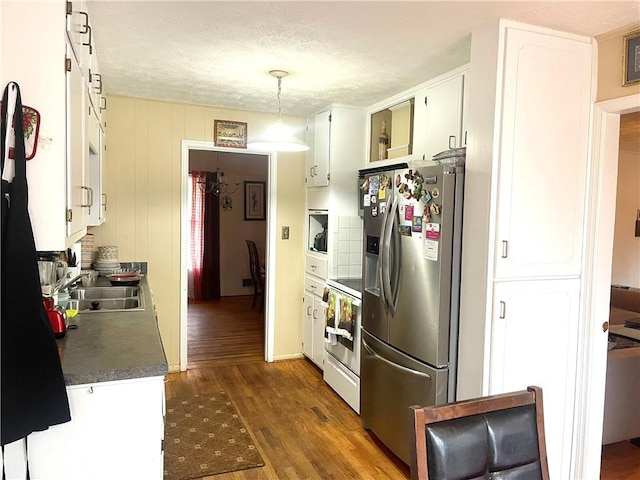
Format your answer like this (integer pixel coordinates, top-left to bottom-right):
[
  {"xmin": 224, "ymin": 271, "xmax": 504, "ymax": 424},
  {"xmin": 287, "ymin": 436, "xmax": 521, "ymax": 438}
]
[{"xmin": 324, "ymin": 278, "xmax": 362, "ymax": 414}]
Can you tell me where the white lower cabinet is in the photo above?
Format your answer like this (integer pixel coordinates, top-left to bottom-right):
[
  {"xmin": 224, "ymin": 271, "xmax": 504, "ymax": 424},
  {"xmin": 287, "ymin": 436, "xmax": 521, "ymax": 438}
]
[
  {"xmin": 489, "ymin": 279, "xmax": 579, "ymax": 480},
  {"xmin": 2, "ymin": 376, "xmax": 166, "ymax": 480},
  {"xmin": 303, "ymin": 281, "xmax": 327, "ymax": 369}
]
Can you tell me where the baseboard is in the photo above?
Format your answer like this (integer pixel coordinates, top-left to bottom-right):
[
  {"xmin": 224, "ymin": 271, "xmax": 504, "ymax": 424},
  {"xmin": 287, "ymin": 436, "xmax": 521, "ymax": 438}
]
[{"xmin": 272, "ymin": 353, "xmax": 305, "ymax": 362}]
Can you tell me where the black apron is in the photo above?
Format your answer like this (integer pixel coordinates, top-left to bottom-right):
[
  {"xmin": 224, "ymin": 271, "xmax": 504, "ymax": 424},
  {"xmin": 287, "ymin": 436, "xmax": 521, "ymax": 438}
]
[{"xmin": 1, "ymin": 82, "xmax": 71, "ymax": 446}]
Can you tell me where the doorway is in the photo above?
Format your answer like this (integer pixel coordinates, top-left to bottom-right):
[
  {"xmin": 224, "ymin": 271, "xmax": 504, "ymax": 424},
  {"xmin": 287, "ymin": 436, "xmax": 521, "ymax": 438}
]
[
  {"xmin": 179, "ymin": 140, "xmax": 276, "ymax": 371},
  {"xmin": 186, "ymin": 149, "xmax": 267, "ymax": 368},
  {"xmin": 577, "ymin": 93, "xmax": 640, "ymax": 478}
]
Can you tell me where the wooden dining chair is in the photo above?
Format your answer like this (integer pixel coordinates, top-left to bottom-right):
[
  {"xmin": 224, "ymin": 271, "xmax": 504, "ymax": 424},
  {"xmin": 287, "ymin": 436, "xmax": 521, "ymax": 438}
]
[
  {"xmin": 409, "ymin": 386, "xmax": 549, "ymax": 480},
  {"xmin": 245, "ymin": 240, "xmax": 265, "ymax": 311}
]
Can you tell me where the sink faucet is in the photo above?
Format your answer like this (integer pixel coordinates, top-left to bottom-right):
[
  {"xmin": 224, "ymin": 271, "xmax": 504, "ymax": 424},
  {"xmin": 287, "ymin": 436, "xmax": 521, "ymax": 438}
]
[{"xmin": 55, "ymin": 272, "xmax": 90, "ymax": 293}]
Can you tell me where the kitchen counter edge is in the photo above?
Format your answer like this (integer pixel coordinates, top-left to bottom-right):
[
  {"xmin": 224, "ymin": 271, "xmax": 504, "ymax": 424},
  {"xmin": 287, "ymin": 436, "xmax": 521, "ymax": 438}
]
[{"xmin": 56, "ymin": 275, "xmax": 168, "ymax": 386}]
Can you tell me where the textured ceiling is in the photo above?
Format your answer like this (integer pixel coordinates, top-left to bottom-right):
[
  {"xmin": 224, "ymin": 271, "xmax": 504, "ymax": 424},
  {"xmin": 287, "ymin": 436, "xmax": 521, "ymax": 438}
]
[{"xmin": 86, "ymin": 1, "xmax": 640, "ymax": 118}]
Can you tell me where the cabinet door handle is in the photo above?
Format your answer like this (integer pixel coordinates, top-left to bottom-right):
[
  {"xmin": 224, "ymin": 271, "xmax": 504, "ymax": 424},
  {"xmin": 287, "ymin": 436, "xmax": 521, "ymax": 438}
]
[
  {"xmin": 80, "ymin": 186, "xmax": 93, "ymax": 208},
  {"xmin": 448, "ymin": 135, "xmax": 456, "ymax": 149},
  {"xmin": 307, "ymin": 306, "xmax": 312, "ymax": 316},
  {"xmin": 499, "ymin": 301, "xmax": 506, "ymax": 319},
  {"xmin": 94, "ymin": 73, "xmax": 103, "ymax": 94},
  {"xmin": 312, "ymin": 309, "xmax": 317, "ymax": 320},
  {"xmin": 82, "ymin": 24, "xmax": 93, "ymax": 54},
  {"xmin": 310, "ymin": 285, "xmax": 316, "ymax": 291},
  {"xmin": 501, "ymin": 240, "xmax": 508, "ymax": 258},
  {"xmin": 464, "ymin": 131, "xmax": 468, "ymax": 145},
  {"xmin": 100, "ymin": 96, "xmax": 107, "ymax": 113}
]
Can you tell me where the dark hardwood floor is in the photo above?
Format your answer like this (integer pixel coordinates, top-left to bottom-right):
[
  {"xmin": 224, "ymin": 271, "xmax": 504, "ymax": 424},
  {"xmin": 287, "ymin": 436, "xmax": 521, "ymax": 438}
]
[{"xmin": 180, "ymin": 297, "xmax": 638, "ymax": 479}]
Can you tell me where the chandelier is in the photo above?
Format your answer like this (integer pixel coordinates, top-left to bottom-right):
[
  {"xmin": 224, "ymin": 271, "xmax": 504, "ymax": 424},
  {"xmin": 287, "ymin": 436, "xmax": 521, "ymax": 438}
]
[
  {"xmin": 197, "ymin": 168, "xmax": 239, "ymax": 196},
  {"xmin": 247, "ymin": 70, "xmax": 310, "ymax": 152}
]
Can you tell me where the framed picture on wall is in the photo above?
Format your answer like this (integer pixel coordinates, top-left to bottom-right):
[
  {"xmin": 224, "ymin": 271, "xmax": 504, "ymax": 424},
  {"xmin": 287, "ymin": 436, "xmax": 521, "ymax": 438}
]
[
  {"xmin": 623, "ymin": 31, "xmax": 640, "ymax": 86},
  {"xmin": 214, "ymin": 120, "xmax": 248, "ymax": 148},
  {"xmin": 244, "ymin": 181, "xmax": 266, "ymax": 221}
]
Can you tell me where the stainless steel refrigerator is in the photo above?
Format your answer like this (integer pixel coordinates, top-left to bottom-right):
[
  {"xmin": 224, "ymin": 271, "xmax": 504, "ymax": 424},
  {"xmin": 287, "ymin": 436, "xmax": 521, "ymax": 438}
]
[{"xmin": 359, "ymin": 160, "xmax": 464, "ymax": 465}]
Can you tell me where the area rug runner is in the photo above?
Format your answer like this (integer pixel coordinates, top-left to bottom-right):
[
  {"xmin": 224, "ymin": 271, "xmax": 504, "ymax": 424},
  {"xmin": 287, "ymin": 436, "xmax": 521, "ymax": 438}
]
[{"xmin": 164, "ymin": 392, "xmax": 264, "ymax": 479}]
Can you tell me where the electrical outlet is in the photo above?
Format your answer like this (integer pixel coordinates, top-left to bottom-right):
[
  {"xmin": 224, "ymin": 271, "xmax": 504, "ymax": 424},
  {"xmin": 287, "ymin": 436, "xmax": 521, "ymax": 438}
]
[{"xmin": 282, "ymin": 226, "xmax": 290, "ymax": 240}]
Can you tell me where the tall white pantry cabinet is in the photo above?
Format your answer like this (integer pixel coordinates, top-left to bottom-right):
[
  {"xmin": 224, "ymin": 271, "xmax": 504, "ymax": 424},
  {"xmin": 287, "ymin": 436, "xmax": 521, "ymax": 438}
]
[{"xmin": 457, "ymin": 20, "xmax": 593, "ymax": 480}]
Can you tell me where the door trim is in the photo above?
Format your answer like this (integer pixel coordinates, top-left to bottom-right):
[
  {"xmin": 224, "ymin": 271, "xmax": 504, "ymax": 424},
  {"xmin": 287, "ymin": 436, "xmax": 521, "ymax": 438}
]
[
  {"xmin": 179, "ymin": 140, "xmax": 277, "ymax": 370},
  {"xmin": 575, "ymin": 93, "xmax": 640, "ymax": 478}
]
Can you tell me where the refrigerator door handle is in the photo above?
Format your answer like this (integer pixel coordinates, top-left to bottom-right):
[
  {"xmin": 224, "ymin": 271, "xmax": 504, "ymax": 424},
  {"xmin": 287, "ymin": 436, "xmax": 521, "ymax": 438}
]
[
  {"xmin": 379, "ymin": 190, "xmax": 390, "ymax": 309},
  {"xmin": 362, "ymin": 338, "xmax": 432, "ymax": 380},
  {"xmin": 382, "ymin": 194, "xmax": 398, "ymax": 315}
]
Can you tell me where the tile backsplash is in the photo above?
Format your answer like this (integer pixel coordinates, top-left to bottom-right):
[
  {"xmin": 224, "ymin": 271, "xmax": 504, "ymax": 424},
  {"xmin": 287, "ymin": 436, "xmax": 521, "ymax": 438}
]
[{"xmin": 331, "ymin": 215, "xmax": 363, "ymax": 279}]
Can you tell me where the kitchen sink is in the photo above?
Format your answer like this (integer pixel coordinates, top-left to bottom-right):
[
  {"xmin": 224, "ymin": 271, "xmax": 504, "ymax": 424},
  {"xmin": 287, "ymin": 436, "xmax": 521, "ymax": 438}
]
[
  {"xmin": 68, "ymin": 286, "xmax": 145, "ymax": 312},
  {"xmin": 68, "ymin": 298, "xmax": 143, "ymax": 312},
  {"xmin": 69, "ymin": 287, "xmax": 140, "ymax": 299}
]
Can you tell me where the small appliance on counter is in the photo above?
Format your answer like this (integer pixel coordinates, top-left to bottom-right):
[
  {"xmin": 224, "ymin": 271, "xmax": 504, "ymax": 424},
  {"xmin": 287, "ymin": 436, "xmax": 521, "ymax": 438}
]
[{"xmin": 43, "ymin": 297, "xmax": 67, "ymax": 339}]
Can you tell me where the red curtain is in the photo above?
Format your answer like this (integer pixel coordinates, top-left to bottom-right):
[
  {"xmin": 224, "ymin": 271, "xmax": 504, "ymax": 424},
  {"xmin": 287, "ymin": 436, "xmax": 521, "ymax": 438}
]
[
  {"xmin": 201, "ymin": 172, "xmax": 221, "ymax": 300},
  {"xmin": 188, "ymin": 171, "xmax": 221, "ymax": 301},
  {"xmin": 189, "ymin": 172, "xmax": 205, "ymax": 299}
]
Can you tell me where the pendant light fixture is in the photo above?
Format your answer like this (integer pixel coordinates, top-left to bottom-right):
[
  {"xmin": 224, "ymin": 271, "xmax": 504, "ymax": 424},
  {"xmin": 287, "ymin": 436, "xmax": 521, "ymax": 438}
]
[{"xmin": 248, "ymin": 70, "xmax": 310, "ymax": 152}]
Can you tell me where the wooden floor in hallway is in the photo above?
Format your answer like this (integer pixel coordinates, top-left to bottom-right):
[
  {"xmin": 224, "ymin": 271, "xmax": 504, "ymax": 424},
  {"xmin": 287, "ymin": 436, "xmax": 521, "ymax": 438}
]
[
  {"xmin": 181, "ymin": 297, "xmax": 638, "ymax": 479},
  {"xmin": 187, "ymin": 296, "xmax": 265, "ymax": 368}
]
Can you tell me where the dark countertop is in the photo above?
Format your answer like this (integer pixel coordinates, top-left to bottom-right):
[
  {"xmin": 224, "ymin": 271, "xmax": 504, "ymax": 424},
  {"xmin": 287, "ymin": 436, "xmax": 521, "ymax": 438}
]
[{"xmin": 56, "ymin": 276, "xmax": 168, "ymax": 386}]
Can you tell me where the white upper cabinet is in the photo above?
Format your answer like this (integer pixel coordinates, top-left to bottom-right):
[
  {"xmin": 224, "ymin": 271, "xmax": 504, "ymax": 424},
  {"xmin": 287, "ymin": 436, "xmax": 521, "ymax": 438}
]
[
  {"xmin": 86, "ymin": 98, "xmax": 105, "ymax": 226},
  {"xmin": 1, "ymin": 0, "xmax": 104, "ymax": 249},
  {"xmin": 306, "ymin": 106, "xmax": 366, "ymax": 191},
  {"xmin": 366, "ymin": 65, "xmax": 468, "ymax": 166},
  {"xmin": 1, "ymin": 2, "xmax": 68, "ymax": 250},
  {"xmin": 66, "ymin": 38, "xmax": 88, "ymax": 240},
  {"xmin": 419, "ymin": 73, "xmax": 465, "ymax": 161},
  {"xmin": 65, "ymin": 0, "xmax": 87, "ymax": 65},
  {"xmin": 493, "ymin": 28, "xmax": 592, "ymax": 279},
  {"xmin": 306, "ymin": 110, "xmax": 331, "ymax": 187}
]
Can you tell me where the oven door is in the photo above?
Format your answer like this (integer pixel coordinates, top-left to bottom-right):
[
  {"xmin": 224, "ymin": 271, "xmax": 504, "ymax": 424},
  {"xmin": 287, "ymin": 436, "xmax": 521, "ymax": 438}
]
[{"xmin": 325, "ymin": 291, "xmax": 361, "ymax": 376}]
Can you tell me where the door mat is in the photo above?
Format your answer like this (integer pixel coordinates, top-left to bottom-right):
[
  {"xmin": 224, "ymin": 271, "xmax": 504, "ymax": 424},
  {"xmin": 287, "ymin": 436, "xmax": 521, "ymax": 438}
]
[{"xmin": 164, "ymin": 392, "xmax": 264, "ymax": 480}]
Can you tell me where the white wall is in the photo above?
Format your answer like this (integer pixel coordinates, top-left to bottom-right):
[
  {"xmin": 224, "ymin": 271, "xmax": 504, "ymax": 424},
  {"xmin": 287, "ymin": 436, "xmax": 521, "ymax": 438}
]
[
  {"xmin": 611, "ymin": 148, "xmax": 640, "ymax": 288},
  {"xmin": 189, "ymin": 150, "xmax": 268, "ymax": 296}
]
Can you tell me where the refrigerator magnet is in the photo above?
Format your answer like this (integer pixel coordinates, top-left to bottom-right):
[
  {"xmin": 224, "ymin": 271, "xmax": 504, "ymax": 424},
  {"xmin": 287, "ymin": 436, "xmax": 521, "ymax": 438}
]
[
  {"xmin": 425, "ymin": 223, "xmax": 440, "ymax": 240},
  {"xmin": 430, "ymin": 203, "xmax": 441, "ymax": 216},
  {"xmin": 369, "ymin": 176, "xmax": 380, "ymax": 195},
  {"xmin": 363, "ymin": 194, "xmax": 371, "ymax": 207},
  {"xmin": 412, "ymin": 216, "xmax": 423, "ymax": 233},
  {"xmin": 404, "ymin": 204, "xmax": 414, "ymax": 221},
  {"xmin": 371, "ymin": 195, "xmax": 377, "ymax": 204},
  {"xmin": 431, "ymin": 187, "xmax": 440, "ymax": 198},
  {"xmin": 380, "ymin": 174, "xmax": 390, "ymax": 189},
  {"xmin": 398, "ymin": 225, "xmax": 412, "ymax": 236},
  {"xmin": 379, "ymin": 186, "xmax": 386, "ymax": 200},
  {"xmin": 421, "ymin": 190, "xmax": 432, "ymax": 204},
  {"xmin": 422, "ymin": 204, "xmax": 431, "ymax": 222},
  {"xmin": 380, "ymin": 202, "xmax": 387, "ymax": 214},
  {"xmin": 424, "ymin": 239, "xmax": 439, "ymax": 261},
  {"xmin": 371, "ymin": 206, "xmax": 378, "ymax": 217}
]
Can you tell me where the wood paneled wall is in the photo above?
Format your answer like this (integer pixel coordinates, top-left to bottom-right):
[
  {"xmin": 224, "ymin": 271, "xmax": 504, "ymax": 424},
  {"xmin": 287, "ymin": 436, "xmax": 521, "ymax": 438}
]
[{"xmin": 90, "ymin": 96, "xmax": 306, "ymax": 370}]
